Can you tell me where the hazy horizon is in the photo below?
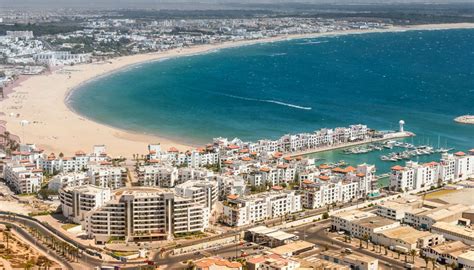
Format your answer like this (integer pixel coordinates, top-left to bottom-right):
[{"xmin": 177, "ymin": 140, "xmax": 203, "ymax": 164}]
[{"xmin": 0, "ymin": 0, "xmax": 472, "ymax": 10}]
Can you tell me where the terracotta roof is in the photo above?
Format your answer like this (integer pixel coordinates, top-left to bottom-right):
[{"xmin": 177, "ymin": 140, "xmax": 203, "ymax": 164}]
[
  {"xmin": 168, "ymin": 147, "xmax": 179, "ymax": 152},
  {"xmin": 227, "ymin": 194, "xmax": 239, "ymax": 200},
  {"xmin": 391, "ymin": 165, "xmax": 404, "ymax": 171},
  {"xmin": 148, "ymin": 159, "xmax": 160, "ymax": 163},
  {"xmin": 223, "ymin": 160, "xmax": 233, "ymax": 165},
  {"xmin": 319, "ymin": 164, "xmax": 330, "ymax": 169},
  {"xmin": 239, "ymin": 149, "xmax": 249, "ymax": 153},
  {"xmin": 345, "ymin": 166, "xmax": 356, "ymax": 172},
  {"xmin": 194, "ymin": 257, "xmax": 242, "ymax": 269},
  {"xmin": 227, "ymin": 144, "xmax": 240, "ymax": 150},
  {"xmin": 75, "ymin": 150, "xmax": 86, "ymax": 156},
  {"xmin": 272, "ymin": 185, "xmax": 284, "ymax": 191},
  {"xmin": 259, "ymin": 167, "xmax": 271, "ymax": 172},
  {"xmin": 454, "ymin": 151, "xmax": 466, "ymax": 156},
  {"xmin": 302, "ymin": 179, "xmax": 314, "ymax": 185},
  {"xmin": 283, "ymin": 156, "xmax": 292, "ymax": 161},
  {"xmin": 277, "ymin": 164, "xmax": 288, "ymax": 169},
  {"xmin": 319, "ymin": 175, "xmax": 330, "ymax": 181},
  {"xmin": 241, "ymin": 157, "xmax": 252, "ymax": 161},
  {"xmin": 356, "ymin": 173, "xmax": 366, "ymax": 177},
  {"xmin": 424, "ymin": 161, "xmax": 439, "ymax": 167}
]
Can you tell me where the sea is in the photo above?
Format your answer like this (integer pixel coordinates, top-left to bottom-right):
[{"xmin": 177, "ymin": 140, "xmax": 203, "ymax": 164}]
[{"xmin": 68, "ymin": 29, "xmax": 474, "ymax": 177}]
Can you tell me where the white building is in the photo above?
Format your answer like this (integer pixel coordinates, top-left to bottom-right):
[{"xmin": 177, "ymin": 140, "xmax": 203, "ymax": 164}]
[
  {"xmin": 331, "ymin": 210, "xmax": 400, "ymax": 240},
  {"xmin": 3, "ymin": 161, "xmax": 43, "ymax": 194},
  {"xmin": 34, "ymin": 51, "xmax": 90, "ymax": 66},
  {"xmin": 84, "ymin": 187, "xmax": 210, "ymax": 244},
  {"xmin": 223, "ymin": 188, "xmax": 302, "ymax": 227},
  {"xmin": 59, "ymin": 185, "xmax": 111, "ymax": 223}
]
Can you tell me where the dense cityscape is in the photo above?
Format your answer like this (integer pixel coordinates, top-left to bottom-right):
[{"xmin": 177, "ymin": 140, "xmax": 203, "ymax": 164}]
[{"xmin": 1, "ymin": 3, "xmax": 474, "ymax": 270}]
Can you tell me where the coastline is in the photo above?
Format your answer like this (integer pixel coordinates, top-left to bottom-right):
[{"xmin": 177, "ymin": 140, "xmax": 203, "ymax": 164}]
[{"xmin": 1, "ymin": 22, "xmax": 473, "ymax": 158}]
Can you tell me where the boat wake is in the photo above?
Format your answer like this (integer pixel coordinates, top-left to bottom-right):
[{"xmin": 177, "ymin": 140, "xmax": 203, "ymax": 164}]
[
  {"xmin": 221, "ymin": 93, "xmax": 312, "ymax": 110},
  {"xmin": 297, "ymin": 40, "xmax": 328, "ymax": 45}
]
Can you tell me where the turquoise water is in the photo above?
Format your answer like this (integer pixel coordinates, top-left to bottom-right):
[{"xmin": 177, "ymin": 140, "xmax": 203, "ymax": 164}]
[{"xmin": 68, "ymin": 29, "xmax": 474, "ymax": 173}]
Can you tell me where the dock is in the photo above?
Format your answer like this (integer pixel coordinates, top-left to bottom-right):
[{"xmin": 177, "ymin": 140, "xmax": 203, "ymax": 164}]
[{"xmin": 285, "ymin": 131, "xmax": 415, "ymax": 158}]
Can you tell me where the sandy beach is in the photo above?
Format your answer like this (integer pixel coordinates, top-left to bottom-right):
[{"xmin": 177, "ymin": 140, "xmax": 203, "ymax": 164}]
[{"xmin": 1, "ymin": 22, "xmax": 473, "ymax": 158}]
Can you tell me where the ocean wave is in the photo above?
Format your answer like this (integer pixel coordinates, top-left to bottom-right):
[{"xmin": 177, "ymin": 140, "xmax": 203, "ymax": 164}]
[
  {"xmin": 222, "ymin": 94, "xmax": 312, "ymax": 110},
  {"xmin": 269, "ymin": 52, "xmax": 287, "ymax": 57},
  {"xmin": 297, "ymin": 40, "xmax": 328, "ymax": 45}
]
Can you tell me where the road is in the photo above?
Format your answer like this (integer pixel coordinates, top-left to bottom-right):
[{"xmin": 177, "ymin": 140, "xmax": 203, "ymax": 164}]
[
  {"xmin": 0, "ymin": 213, "xmax": 148, "ymax": 270},
  {"xmin": 153, "ymin": 242, "xmax": 260, "ymax": 269},
  {"xmin": 288, "ymin": 220, "xmax": 407, "ymax": 269},
  {"xmin": 0, "ymin": 221, "xmax": 74, "ymax": 269}
]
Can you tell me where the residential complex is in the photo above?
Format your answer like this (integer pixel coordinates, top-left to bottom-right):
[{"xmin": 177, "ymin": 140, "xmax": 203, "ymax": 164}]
[{"xmin": 390, "ymin": 151, "xmax": 474, "ymax": 192}]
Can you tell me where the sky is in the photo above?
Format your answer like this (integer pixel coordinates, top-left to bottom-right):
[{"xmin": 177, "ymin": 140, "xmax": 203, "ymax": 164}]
[{"xmin": 0, "ymin": 0, "xmax": 471, "ymax": 11}]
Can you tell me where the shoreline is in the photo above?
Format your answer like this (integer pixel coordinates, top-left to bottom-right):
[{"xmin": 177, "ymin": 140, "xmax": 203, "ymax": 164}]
[{"xmin": 1, "ymin": 22, "xmax": 474, "ymax": 158}]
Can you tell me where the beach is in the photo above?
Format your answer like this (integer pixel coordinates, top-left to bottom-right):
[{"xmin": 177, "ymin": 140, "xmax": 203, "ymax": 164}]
[{"xmin": 1, "ymin": 22, "xmax": 473, "ymax": 158}]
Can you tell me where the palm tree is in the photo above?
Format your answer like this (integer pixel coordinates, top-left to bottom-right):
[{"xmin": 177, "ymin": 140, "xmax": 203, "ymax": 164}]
[
  {"xmin": 362, "ymin": 234, "xmax": 369, "ymax": 249},
  {"xmin": 410, "ymin": 249, "xmax": 417, "ymax": 263},
  {"xmin": 4, "ymin": 231, "xmax": 11, "ymax": 249}
]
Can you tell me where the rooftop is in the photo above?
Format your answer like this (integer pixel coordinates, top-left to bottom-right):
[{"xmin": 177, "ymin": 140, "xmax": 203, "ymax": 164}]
[
  {"xmin": 353, "ymin": 216, "xmax": 399, "ymax": 229},
  {"xmin": 378, "ymin": 226, "xmax": 432, "ymax": 244},
  {"xmin": 270, "ymin": 240, "xmax": 314, "ymax": 256}
]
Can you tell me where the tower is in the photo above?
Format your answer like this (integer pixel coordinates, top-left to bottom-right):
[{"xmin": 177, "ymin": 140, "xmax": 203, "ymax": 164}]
[{"xmin": 399, "ymin": 120, "xmax": 405, "ymax": 132}]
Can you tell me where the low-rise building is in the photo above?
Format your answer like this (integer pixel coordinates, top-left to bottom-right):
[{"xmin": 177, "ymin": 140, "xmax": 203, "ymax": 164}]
[
  {"xmin": 321, "ymin": 250, "xmax": 378, "ymax": 270},
  {"xmin": 422, "ymin": 241, "xmax": 470, "ymax": 266},
  {"xmin": 372, "ymin": 226, "xmax": 444, "ymax": 253},
  {"xmin": 431, "ymin": 222, "xmax": 474, "ymax": 245},
  {"xmin": 331, "ymin": 210, "xmax": 400, "ymax": 240},
  {"xmin": 194, "ymin": 257, "xmax": 242, "ymax": 270},
  {"xmin": 247, "ymin": 253, "xmax": 300, "ymax": 270}
]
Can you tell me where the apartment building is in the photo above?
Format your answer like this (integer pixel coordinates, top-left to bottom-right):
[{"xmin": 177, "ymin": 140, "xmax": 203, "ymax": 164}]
[
  {"xmin": 48, "ymin": 171, "xmax": 89, "ymax": 191},
  {"xmin": 390, "ymin": 152, "xmax": 474, "ymax": 192},
  {"xmin": 59, "ymin": 185, "xmax": 111, "ymax": 223},
  {"xmin": 301, "ymin": 164, "xmax": 375, "ymax": 209},
  {"xmin": 174, "ymin": 180, "xmax": 218, "ymax": 210},
  {"xmin": 3, "ymin": 160, "xmax": 43, "ymax": 194},
  {"xmin": 88, "ymin": 164, "xmax": 127, "ymax": 189},
  {"xmin": 84, "ymin": 187, "xmax": 209, "ymax": 244},
  {"xmin": 138, "ymin": 165, "xmax": 209, "ymax": 187},
  {"xmin": 222, "ymin": 189, "xmax": 302, "ymax": 227}
]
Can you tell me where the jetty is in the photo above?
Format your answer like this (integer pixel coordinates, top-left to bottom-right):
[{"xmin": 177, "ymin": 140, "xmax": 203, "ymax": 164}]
[
  {"xmin": 454, "ymin": 115, "xmax": 474, "ymax": 125},
  {"xmin": 285, "ymin": 131, "xmax": 415, "ymax": 158}
]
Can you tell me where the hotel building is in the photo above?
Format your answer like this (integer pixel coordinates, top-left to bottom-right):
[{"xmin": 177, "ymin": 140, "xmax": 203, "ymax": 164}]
[{"xmin": 84, "ymin": 187, "xmax": 210, "ymax": 244}]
